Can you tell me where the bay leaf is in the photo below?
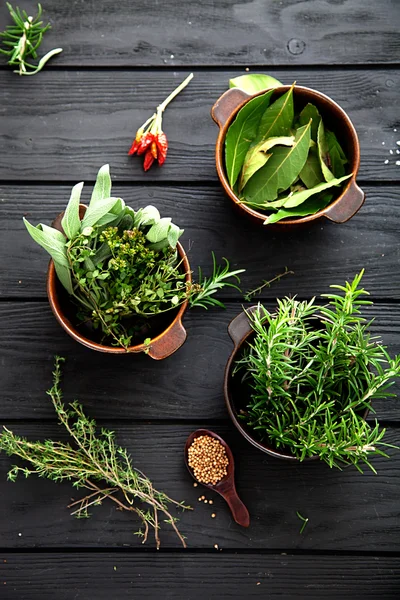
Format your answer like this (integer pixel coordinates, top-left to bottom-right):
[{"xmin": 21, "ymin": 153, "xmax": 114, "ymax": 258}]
[
  {"xmin": 326, "ymin": 130, "xmax": 348, "ymax": 178},
  {"xmin": 298, "ymin": 103, "xmax": 321, "ymax": 142},
  {"xmin": 225, "ymin": 90, "xmax": 274, "ymax": 187},
  {"xmin": 61, "ymin": 181, "xmax": 84, "ymax": 239},
  {"xmin": 243, "ymin": 121, "xmax": 311, "ymax": 205},
  {"xmin": 317, "ymin": 120, "xmax": 335, "ymax": 182},
  {"xmin": 229, "ymin": 74, "xmax": 282, "ymax": 93},
  {"xmin": 255, "ymin": 82, "xmax": 295, "ymax": 144},
  {"xmin": 299, "ymin": 147, "xmax": 324, "ymax": 188},
  {"xmin": 268, "ymin": 173, "xmax": 352, "ymax": 209},
  {"xmin": 239, "ymin": 135, "xmax": 295, "ymax": 191},
  {"xmin": 264, "ymin": 193, "xmax": 334, "ymax": 224}
]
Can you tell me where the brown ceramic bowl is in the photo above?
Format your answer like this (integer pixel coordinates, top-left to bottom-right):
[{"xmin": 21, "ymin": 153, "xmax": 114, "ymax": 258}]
[
  {"xmin": 211, "ymin": 86, "xmax": 365, "ymax": 227},
  {"xmin": 47, "ymin": 204, "xmax": 191, "ymax": 359},
  {"xmin": 224, "ymin": 306, "xmax": 368, "ymax": 461}
]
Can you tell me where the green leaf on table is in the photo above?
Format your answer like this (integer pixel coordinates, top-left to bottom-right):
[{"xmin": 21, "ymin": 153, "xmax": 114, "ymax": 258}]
[
  {"xmin": 229, "ymin": 74, "xmax": 283, "ymax": 93},
  {"xmin": 264, "ymin": 192, "xmax": 334, "ymax": 224},
  {"xmin": 317, "ymin": 120, "xmax": 335, "ymax": 182},
  {"xmin": 243, "ymin": 120, "xmax": 311, "ymax": 205},
  {"xmin": 268, "ymin": 173, "xmax": 352, "ymax": 210},
  {"xmin": 81, "ymin": 197, "xmax": 121, "ymax": 228},
  {"xmin": 255, "ymin": 82, "xmax": 295, "ymax": 144},
  {"xmin": 23, "ymin": 218, "xmax": 68, "ymax": 267},
  {"xmin": 326, "ymin": 131, "xmax": 348, "ymax": 178},
  {"xmin": 89, "ymin": 164, "xmax": 112, "ymax": 209},
  {"xmin": 61, "ymin": 181, "xmax": 83, "ymax": 239},
  {"xmin": 299, "ymin": 147, "xmax": 324, "ymax": 188},
  {"xmin": 239, "ymin": 135, "xmax": 295, "ymax": 191},
  {"xmin": 298, "ymin": 103, "xmax": 321, "ymax": 142},
  {"xmin": 225, "ymin": 90, "xmax": 274, "ymax": 187}
]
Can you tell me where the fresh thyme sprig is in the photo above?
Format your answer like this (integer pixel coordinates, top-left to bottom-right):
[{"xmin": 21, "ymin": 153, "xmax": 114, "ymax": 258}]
[
  {"xmin": 243, "ymin": 267, "xmax": 294, "ymax": 302},
  {"xmin": 0, "ymin": 3, "xmax": 62, "ymax": 75},
  {"xmin": 0, "ymin": 357, "xmax": 191, "ymax": 548},
  {"xmin": 189, "ymin": 252, "xmax": 245, "ymax": 309},
  {"xmin": 235, "ymin": 271, "xmax": 400, "ymax": 472}
]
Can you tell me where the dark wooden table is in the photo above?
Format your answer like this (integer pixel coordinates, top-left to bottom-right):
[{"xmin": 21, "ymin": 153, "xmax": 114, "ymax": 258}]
[{"xmin": 0, "ymin": 1, "xmax": 399, "ymax": 598}]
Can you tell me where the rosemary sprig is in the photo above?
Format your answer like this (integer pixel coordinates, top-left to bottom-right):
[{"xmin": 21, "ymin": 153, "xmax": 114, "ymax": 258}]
[
  {"xmin": 189, "ymin": 252, "xmax": 246, "ymax": 309},
  {"xmin": 0, "ymin": 357, "xmax": 191, "ymax": 548},
  {"xmin": 0, "ymin": 3, "xmax": 62, "ymax": 75},
  {"xmin": 244, "ymin": 267, "xmax": 294, "ymax": 302}
]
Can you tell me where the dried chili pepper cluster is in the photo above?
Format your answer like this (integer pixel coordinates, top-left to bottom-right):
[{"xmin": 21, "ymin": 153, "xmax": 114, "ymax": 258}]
[{"xmin": 128, "ymin": 73, "xmax": 193, "ymax": 171}]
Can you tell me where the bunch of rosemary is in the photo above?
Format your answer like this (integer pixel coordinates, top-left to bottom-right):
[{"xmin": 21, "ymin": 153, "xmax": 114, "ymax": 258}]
[
  {"xmin": 235, "ymin": 271, "xmax": 400, "ymax": 472},
  {"xmin": 23, "ymin": 164, "xmax": 244, "ymax": 349},
  {"xmin": 0, "ymin": 357, "xmax": 190, "ymax": 548},
  {"xmin": 0, "ymin": 3, "xmax": 62, "ymax": 75}
]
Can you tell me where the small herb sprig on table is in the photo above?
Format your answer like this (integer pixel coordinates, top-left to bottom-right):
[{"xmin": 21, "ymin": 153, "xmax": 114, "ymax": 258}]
[
  {"xmin": 0, "ymin": 3, "xmax": 62, "ymax": 76},
  {"xmin": 235, "ymin": 271, "xmax": 400, "ymax": 472},
  {"xmin": 0, "ymin": 357, "xmax": 190, "ymax": 548}
]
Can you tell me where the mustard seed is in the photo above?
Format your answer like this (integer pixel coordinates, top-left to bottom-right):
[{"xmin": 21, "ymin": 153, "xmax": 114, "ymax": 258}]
[
  {"xmin": 188, "ymin": 435, "xmax": 229, "ymax": 485},
  {"xmin": 211, "ymin": 513, "xmax": 216, "ymax": 518}
]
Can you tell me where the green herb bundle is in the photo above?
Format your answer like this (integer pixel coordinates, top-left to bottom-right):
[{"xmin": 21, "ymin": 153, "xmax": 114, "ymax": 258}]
[
  {"xmin": 0, "ymin": 357, "xmax": 190, "ymax": 548},
  {"xmin": 225, "ymin": 83, "xmax": 351, "ymax": 224},
  {"xmin": 23, "ymin": 164, "xmax": 244, "ymax": 349},
  {"xmin": 234, "ymin": 272, "xmax": 400, "ymax": 471},
  {"xmin": 0, "ymin": 3, "xmax": 62, "ymax": 75}
]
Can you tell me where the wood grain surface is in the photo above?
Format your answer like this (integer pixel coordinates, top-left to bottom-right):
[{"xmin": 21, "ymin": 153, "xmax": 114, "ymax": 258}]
[{"xmin": 0, "ymin": 69, "xmax": 398, "ymax": 182}]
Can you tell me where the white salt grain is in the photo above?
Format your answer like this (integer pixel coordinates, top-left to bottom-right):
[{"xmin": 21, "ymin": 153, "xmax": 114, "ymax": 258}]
[{"xmin": 384, "ymin": 160, "xmax": 389, "ymax": 164}]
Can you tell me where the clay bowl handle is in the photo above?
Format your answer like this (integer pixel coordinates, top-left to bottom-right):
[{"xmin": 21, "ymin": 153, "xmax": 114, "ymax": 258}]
[
  {"xmin": 146, "ymin": 317, "xmax": 187, "ymax": 360},
  {"xmin": 323, "ymin": 180, "xmax": 365, "ymax": 223},
  {"xmin": 211, "ymin": 88, "xmax": 251, "ymax": 129},
  {"xmin": 228, "ymin": 305, "xmax": 258, "ymax": 348}
]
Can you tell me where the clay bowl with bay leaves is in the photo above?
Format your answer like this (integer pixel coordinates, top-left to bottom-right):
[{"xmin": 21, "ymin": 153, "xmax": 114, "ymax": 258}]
[
  {"xmin": 224, "ymin": 306, "xmax": 369, "ymax": 462},
  {"xmin": 47, "ymin": 204, "xmax": 191, "ymax": 359},
  {"xmin": 211, "ymin": 85, "xmax": 365, "ymax": 227}
]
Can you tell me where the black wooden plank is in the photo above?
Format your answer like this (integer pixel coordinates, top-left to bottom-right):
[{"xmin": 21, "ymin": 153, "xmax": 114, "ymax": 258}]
[
  {"xmin": 0, "ymin": 423, "xmax": 399, "ymax": 551},
  {"xmin": 0, "ymin": 69, "xmax": 398, "ymax": 182},
  {"xmin": 0, "ymin": 0, "xmax": 399, "ymax": 67},
  {"xmin": 1, "ymin": 184, "xmax": 399, "ymax": 300},
  {"xmin": 0, "ymin": 302, "xmax": 398, "ymax": 421},
  {"xmin": 0, "ymin": 553, "xmax": 399, "ymax": 600}
]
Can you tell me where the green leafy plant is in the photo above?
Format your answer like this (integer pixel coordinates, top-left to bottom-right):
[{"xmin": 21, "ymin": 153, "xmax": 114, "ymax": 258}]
[
  {"xmin": 224, "ymin": 81, "xmax": 351, "ymax": 223},
  {"xmin": 229, "ymin": 73, "xmax": 282, "ymax": 93},
  {"xmin": 23, "ymin": 164, "xmax": 245, "ymax": 349},
  {"xmin": 234, "ymin": 272, "xmax": 400, "ymax": 472},
  {"xmin": 0, "ymin": 3, "xmax": 62, "ymax": 75},
  {"xmin": 0, "ymin": 357, "xmax": 190, "ymax": 548}
]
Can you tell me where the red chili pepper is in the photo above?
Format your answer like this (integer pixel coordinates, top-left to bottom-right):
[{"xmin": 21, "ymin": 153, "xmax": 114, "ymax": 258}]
[
  {"xmin": 150, "ymin": 140, "xmax": 158, "ymax": 160},
  {"xmin": 137, "ymin": 132, "xmax": 154, "ymax": 155},
  {"xmin": 155, "ymin": 132, "xmax": 168, "ymax": 165},
  {"xmin": 143, "ymin": 149, "xmax": 155, "ymax": 171},
  {"xmin": 128, "ymin": 128, "xmax": 144, "ymax": 155}
]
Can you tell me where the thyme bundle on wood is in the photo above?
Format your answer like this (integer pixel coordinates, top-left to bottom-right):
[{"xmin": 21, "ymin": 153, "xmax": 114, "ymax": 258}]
[
  {"xmin": 235, "ymin": 271, "xmax": 400, "ymax": 472},
  {"xmin": 0, "ymin": 357, "xmax": 190, "ymax": 548}
]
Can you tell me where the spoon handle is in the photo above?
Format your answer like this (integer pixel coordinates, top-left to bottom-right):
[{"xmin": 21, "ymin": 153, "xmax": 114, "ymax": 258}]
[{"xmin": 223, "ymin": 487, "xmax": 250, "ymax": 527}]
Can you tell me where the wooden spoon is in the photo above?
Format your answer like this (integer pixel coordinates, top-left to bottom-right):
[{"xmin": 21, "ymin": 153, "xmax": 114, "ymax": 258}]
[{"xmin": 184, "ymin": 429, "xmax": 250, "ymax": 527}]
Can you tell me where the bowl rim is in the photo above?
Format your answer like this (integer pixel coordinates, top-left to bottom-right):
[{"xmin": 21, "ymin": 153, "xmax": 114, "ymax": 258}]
[{"xmin": 215, "ymin": 84, "xmax": 361, "ymax": 226}]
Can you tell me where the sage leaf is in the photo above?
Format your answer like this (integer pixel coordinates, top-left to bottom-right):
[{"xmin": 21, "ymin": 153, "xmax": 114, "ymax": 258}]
[
  {"xmin": 81, "ymin": 197, "xmax": 121, "ymax": 229},
  {"xmin": 225, "ymin": 90, "xmax": 274, "ymax": 187},
  {"xmin": 270, "ymin": 173, "xmax": 352, "ymax": 210},
  {"xmin": 255, "ymin": 82, "xmax": 295, "ymax": 144},
  {"xmin": 239, "ymin": 135, "xmax": 295, "ymax": 191},
  {"xmin": 146, "ymin": 217, "xmax": 172, "ymax": 243},
  {"xmin": 89, "ymin": 164, "xmax": 112, "ymax": 209},
  {"xmin": 229, "ymin": 74, "xmax": 282, "ymax": 93},
  {"xmin": 167, "ymin": 222, "xmax": 184, "ymax": 248},
  {"xmin": 243, "ymin": 121, "xmax": 311, "ymax": 205},
  {"xmin": 264, "ymin": 193, "xmax": 334, "ymax": 224},
  {"xmin": 299, "ymin": 147, "xmax": 324, "ymax": 188},
  {"xmin": 317, "ymin": 120, "xmax": 335, "ymax": 182},
  {"xmin": 53, "ymin": 261, "xmax": 73, "ymax": 294},
  {"xmin": 298, "ymin": 103, "xmax": 321, "ymax": 142},
  {"xmin": 326, "ymin": 131, "xmax": 348, "ymax": 178},
  {"xmin": 23, "ymin": 218, "xmax": 68, "ymax": 267},
  {"xmin": 134, "ymin": 205, "xmax": 161, "ymax": 228},
  {"xmin": 61, "ymin": 182, "xmax": 83, "ymax": 239}
]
